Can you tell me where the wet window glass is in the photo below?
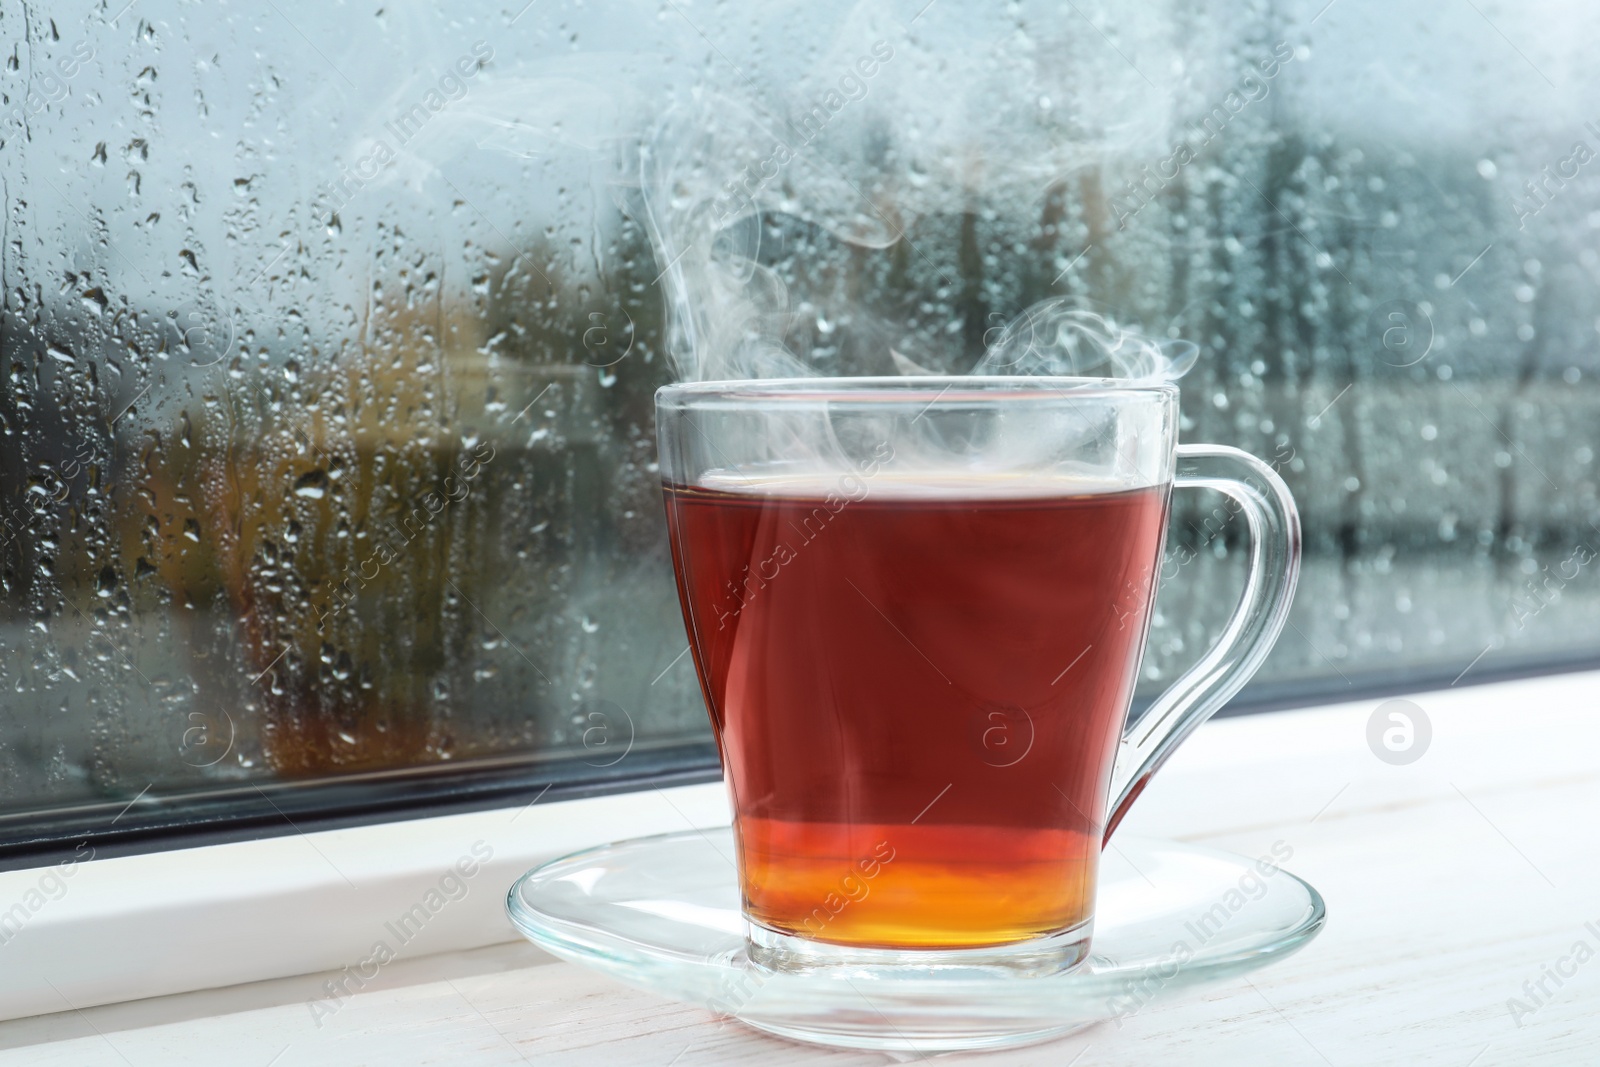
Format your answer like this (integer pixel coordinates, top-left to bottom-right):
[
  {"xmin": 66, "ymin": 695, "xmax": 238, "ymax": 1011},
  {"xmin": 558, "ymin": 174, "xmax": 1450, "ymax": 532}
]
[{"xmin": 2, "ymin": 0, "xmax": 1595, "ymax": 853}]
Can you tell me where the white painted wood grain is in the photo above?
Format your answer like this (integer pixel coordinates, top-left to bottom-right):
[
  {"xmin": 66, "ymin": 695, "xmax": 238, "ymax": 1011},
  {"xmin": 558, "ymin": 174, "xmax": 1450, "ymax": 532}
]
[
  {"xmin": 0, "ymin": 782, "xmax": 732, "ymax": 1022},
  {"xmin": 2, "ymin": 671, "xmax": 1597, "ymax": 1065}
]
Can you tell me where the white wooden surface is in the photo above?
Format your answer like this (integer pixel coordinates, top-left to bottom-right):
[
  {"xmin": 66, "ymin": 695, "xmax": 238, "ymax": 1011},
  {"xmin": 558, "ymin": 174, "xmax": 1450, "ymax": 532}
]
[
  {"xmin": 3, "ymin": 671, "xmax": 1597, "ymax": 1066},
  {"xmin": 0, "ymin": 782, "xmax": 735, "ymax": 1023}
]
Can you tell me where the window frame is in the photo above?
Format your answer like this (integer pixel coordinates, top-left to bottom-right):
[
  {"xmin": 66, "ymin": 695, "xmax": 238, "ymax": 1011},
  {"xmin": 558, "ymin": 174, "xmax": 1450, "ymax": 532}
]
[
  {"xmin": 5, "ymin": 649, "xmax": 1597, "ymax": 872},
  {"xmin": 0, "ymin": 741, "xmax": 720, "ymax": 873}
]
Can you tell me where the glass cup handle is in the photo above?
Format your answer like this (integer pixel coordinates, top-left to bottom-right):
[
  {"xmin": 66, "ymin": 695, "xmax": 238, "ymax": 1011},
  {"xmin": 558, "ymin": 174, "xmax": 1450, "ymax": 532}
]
[{"xmin": 1103, "ymin": 444, "xmax": 1302, "ymax": 843}]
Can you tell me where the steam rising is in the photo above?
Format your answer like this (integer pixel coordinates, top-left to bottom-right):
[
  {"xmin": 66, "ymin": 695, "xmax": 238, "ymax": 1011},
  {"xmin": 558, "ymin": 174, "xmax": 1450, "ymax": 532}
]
[
  {"xmin": 628, "ymin": 3, "xmax": 1197, "ymax": 386},
  {"xmin": 973, "ymin": 302, "xmax": 1199, "ymax": 381},
  {"xmin": 313, "ymin": 1, "xmax": 1209, "ymax": 389},
  {"xmin": 384, "ymin": 2, "xmax": 1202, "ymax": 388}
]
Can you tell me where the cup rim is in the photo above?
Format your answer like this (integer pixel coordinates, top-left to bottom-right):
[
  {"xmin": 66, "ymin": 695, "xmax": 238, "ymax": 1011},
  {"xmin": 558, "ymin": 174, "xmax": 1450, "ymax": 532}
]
[{"xmin": 656, "ymin": 375, "xmax": 1180, "ymax": 405}]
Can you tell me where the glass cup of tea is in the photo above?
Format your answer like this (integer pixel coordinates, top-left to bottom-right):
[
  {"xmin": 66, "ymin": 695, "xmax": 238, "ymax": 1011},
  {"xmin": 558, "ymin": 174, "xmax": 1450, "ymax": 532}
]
[{"xmin": 657, "ymin": 376, "xmax": 1299, "ymax": 977}]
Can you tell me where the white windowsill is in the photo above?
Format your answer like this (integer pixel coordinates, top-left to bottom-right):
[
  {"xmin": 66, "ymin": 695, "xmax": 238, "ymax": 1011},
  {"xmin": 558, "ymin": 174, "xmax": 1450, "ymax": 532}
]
[
  {"xmin": 0, "ymin": 779, "xmax": 731, "ymax": 1023},
  {"xmin": 4, "ymin": 668, "xmax": 1599, "ymax": 1065}
]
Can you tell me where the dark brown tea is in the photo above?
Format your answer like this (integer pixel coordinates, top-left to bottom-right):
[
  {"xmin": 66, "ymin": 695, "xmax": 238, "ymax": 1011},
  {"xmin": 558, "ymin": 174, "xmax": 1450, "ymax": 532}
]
[{"xmin": 664, "ymin": 476, "xmax": 1170, "ymax": 949}]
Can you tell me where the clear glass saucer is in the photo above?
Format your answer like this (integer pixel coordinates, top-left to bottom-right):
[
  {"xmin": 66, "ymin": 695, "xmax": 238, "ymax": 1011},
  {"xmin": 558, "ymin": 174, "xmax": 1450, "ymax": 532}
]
[{"xmin": 505, "ymin": 828, "xmax": 1325, "ymax": 1053}]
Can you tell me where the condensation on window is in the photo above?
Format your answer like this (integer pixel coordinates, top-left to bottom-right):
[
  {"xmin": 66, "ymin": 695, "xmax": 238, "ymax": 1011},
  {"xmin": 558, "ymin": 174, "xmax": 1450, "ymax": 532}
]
[{"xmin": 0, "ymin": 0, "xmax": 1596, "ymax": 817}]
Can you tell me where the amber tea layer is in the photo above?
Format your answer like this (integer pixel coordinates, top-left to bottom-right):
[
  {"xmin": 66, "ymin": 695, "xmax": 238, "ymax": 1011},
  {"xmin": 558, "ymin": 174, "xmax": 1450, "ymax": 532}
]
[{"xmin": 665, "ymin": 475, "xmax": 1170, "ymax": 949}]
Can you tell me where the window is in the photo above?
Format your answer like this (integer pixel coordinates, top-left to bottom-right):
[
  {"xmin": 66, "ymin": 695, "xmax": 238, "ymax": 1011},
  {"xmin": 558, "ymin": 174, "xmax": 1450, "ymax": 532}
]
[{"xmin": 2, "ymin": 1, "xmax": 1595, "ymax": 862}]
